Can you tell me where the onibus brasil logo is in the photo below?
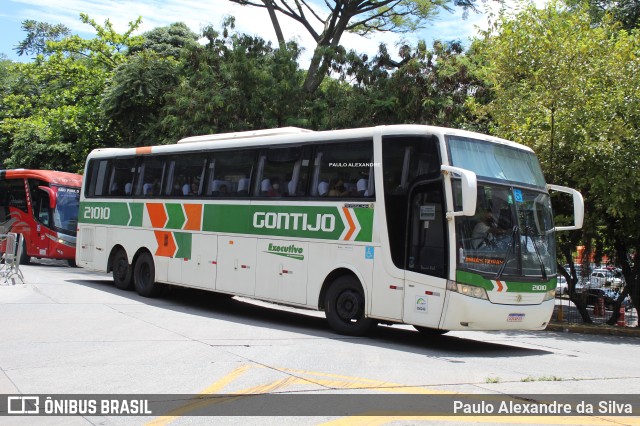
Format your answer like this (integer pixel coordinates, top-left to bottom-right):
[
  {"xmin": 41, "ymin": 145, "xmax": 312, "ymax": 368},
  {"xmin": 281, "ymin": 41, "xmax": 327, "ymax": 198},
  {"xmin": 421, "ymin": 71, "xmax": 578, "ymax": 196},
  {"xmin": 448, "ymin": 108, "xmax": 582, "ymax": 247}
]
[{"xmin": 265, "ymin": 243, "xmax": 304, "ymax": 260}]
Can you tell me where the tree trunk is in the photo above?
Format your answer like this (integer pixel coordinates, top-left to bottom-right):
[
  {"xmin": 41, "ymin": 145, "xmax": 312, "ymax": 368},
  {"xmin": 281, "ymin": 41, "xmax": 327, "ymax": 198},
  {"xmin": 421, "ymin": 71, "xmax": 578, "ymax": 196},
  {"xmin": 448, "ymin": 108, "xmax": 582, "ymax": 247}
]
[
  {"xmin": 559, "ymin": 249, "xmax": 592, "ymax": 324},
  {"xmin": 609, "ymin": 238, "xmax": 640, "ymax": 327}
]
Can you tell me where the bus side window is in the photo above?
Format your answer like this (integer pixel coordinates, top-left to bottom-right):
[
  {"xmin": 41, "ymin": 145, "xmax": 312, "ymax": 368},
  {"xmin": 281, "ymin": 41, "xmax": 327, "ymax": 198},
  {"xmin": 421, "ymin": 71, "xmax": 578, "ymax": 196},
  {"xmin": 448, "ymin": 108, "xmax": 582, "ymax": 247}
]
[
  {"xmin": 87, "ymin": 159, "xmax": 110, "ymax": 197},
  {"xmin": 7, "ymin": 179, "xmax": 28, "ymax": 212},
  {"xmin": 166, "ymin": 154, "xmax": 206, "ymax": 197},
  {"xmin": 254, "ymin": 146, "xmax": 307, "ymax": 198},
  {"xmin": 206, "ymin": 149, "xmax": 255, "ymax": 197},
  {"xmin": 311, "ymin": 140, "xmax": 374, "ymax": 199},
  {"xmin": 135, "ymin": 156, "xmax": 165, "ymax": 197}
]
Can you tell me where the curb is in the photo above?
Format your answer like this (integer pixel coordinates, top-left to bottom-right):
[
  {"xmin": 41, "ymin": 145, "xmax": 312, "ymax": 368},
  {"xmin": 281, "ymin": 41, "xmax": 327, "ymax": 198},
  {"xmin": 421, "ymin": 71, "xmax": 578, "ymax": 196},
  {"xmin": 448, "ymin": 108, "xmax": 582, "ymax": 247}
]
[{"xmin": 546, "ymin": 322, "xmax": 640, "ymax": 337}]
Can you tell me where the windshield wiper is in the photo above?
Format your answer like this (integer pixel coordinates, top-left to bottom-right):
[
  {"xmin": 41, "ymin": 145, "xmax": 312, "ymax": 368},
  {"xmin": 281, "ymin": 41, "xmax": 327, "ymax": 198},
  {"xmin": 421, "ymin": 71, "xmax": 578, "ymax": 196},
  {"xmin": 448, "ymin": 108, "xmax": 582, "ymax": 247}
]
[
  {"xmin": 523, "ymin": 226, "xmax": 548, "ymax": 281},
  {"xmin": 496, "ymin": 226, "xmax": 519, "ymax": 279}
]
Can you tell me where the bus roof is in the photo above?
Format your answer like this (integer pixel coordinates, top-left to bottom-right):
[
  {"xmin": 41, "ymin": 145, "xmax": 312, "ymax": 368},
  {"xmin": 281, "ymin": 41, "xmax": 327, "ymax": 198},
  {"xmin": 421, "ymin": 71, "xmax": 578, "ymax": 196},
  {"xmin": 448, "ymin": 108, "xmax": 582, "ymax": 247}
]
[
  {"xmin": 178, "ymin": 127, "xmax": 314, "ymax": 144},
  {"xmin": 0, "ymin": 169, "xmax": 83, "ymax": 187},
  {"xmin": 86, "ymin": 125, "xmax": 534, "ymax": 159}
]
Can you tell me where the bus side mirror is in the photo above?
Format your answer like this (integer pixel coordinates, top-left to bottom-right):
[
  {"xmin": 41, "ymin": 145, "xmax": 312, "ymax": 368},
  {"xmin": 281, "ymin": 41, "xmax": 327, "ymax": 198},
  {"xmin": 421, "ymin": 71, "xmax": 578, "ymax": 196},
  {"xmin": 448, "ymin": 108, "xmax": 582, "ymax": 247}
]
[
  {"xmin": 547, "ymin": 184, "xmax": 584, "ymax": 231},
  {"xmin": 441, "ymin": 165, "xmax": 477, "ymax": 218},
  {"xmin": 38, "ymin": 186, "xmax": 57, "ymax": 209}
]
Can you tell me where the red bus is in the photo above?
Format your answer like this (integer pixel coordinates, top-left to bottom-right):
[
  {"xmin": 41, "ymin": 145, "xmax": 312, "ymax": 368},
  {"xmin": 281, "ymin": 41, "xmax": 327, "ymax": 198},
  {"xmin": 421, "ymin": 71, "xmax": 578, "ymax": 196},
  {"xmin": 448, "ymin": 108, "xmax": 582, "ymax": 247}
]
[{"xmin": 1, "ymin": 169, "xmax": 82, "ymax": 266}]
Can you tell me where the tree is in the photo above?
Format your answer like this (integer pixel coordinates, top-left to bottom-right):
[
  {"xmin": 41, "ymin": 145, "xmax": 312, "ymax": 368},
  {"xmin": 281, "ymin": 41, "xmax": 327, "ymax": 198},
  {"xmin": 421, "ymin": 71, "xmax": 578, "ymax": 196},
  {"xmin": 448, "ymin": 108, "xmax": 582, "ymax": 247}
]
[
  {"xmin": 0, "ymin": 14, "xmax": 144, "ymax": 172},
  {"xmin": 310, "ymin": 39, "xmax": 486, "ymax": 129},
  {"xmin": 128, "ymin": 22, "xmax": 200, "ymax": 58},
  {"xmin": 14, "ymin": 20, "xmax": 71, "ymax": 56},
  {"xmin": 566, "ymin": 0, "xmax": 640, "ymax": 30},
  {"xmin": 470, "ymin": 0, "xmax": 640, "ymax": 323},
  {"xmin": 102, "ymin": 52, "xmax": 180, "ymax": 146},
  {"xmin": 228, "ymin": 0, "xmax": 479, "ymax": 94},
  {"xmin": 155, "ymin": 21, "xmax": 305, "ymax": 142}
]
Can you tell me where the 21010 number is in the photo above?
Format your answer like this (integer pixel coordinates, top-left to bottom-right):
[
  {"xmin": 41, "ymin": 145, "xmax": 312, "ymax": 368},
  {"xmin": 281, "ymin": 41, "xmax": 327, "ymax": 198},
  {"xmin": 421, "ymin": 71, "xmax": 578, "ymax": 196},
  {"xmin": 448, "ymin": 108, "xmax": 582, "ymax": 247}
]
[{"xmin": 83, "ymin": 206, "xmax": 111, "ymax": 220}]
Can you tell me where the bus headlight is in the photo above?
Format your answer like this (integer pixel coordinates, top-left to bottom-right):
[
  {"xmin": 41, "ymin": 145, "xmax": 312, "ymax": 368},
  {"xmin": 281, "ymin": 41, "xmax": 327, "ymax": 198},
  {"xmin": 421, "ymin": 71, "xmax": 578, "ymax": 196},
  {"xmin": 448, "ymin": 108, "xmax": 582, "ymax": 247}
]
[
  {"xmin": 543, "ymin": 289, "xmax": 556, "ymax": 301},
  {"xmin": 447, "ymin": 280, "xmax": 488, "ymax": 300}
]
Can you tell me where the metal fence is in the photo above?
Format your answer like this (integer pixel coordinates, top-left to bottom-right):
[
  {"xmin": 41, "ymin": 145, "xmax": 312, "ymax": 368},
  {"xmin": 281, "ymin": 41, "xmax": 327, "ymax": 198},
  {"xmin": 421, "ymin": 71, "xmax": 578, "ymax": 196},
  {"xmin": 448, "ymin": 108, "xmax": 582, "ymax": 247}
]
[
  {"xmin": 553, "ymin": 295, "xmax": 638, "ymax": 328},
  {"xmin": 0, "ymin": 233, "xmax": 25, "ymax": 285}
]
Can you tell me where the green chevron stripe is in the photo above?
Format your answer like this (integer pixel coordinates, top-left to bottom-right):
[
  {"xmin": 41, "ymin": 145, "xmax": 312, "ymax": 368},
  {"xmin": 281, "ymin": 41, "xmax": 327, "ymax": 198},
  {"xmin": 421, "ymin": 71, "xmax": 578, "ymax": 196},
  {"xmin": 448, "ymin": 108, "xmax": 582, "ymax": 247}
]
[
  {"xmin": 165, "ymin": 204, "xmax": 186, "ymax": 229},
  {"xmin": 174, "ymin": 232, "xmax": 192, "ymax": 259}
]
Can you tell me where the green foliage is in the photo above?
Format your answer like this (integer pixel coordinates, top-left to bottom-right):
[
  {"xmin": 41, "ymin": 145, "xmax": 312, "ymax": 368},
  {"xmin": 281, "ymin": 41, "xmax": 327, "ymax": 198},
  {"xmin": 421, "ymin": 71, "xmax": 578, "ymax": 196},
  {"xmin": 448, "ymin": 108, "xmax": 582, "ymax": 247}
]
[
  {"xmin": 315, "ymin": 40, "xmax": 486, "ymax": 129},
  {"xmin": 229, "ymin": 0, "xmax": 470, "ymax": 94},
  {"xmin": 470, "ymin": 0, "xmax": 640, "ymax": 316},
  {"xmin": 156, "ymin": 24, "xmax": 305, "ymax": 141},
  {"xmin": 102, "ymin": 52, "xmax": 180, "ymax": 145},
  {"xmin": 128, "ymin": 22, "xmax": 199, "ymax": 58},
  {"xmin": 0, "ymin": 14, "xmax": 144, "ymax": 172},
  {"xmin": 566, "ymin": 0, "xmax": 640, "ymax": 30},
  {"xmin": 14, "ymin": 20, "xmax": 71, "ymax": 56}
]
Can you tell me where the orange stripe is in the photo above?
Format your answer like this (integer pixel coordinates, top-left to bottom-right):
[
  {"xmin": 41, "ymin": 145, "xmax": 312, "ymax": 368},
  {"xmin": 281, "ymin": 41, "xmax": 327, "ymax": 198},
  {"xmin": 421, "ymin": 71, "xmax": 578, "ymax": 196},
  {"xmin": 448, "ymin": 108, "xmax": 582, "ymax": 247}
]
[
  {"xmin": 136, "ymin": 147, "xmax": 152, "ymax": 155},
  {"xmin": 147, "ymin": 203, "xmax": 167, "ymax": 228},
  {"xmin": 495, "ymin": 280, "xmax": 504, "ymax": 292},
  {"xmin": 342, "ymin": 207, "xmax": 356, "ymax": 241},
  {"xmin": 154, "ymin": 231, "xmax": 176, "ymax": 257},
  {"xmin": 183, "ymin": 204, "xmax": 202, "ymax": 231}
]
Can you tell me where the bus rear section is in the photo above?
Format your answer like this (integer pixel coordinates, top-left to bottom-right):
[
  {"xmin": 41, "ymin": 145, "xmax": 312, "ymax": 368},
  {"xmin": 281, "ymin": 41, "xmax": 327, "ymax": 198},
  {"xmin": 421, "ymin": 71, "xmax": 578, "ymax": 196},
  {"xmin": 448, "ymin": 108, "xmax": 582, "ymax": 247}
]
[{"xmin": 0, "ymin": 169, "xmax": 82, "ymax": 265}]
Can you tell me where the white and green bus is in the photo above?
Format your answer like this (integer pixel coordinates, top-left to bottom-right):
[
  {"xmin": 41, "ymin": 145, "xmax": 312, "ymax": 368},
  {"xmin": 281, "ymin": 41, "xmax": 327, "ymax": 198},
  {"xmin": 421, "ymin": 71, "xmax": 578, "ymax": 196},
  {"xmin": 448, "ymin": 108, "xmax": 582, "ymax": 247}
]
[{"xmin": 77, "ymin": 125, "xmax": 583, "ymax": 336}]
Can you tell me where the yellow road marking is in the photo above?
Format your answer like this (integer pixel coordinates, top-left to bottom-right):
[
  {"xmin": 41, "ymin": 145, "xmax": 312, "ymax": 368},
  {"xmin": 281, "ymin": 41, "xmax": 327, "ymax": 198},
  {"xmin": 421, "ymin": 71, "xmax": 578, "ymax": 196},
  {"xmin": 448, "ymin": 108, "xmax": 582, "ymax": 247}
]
[
  {"xmin": 148, "ymin": 364, "xmax": 634, "ymax": 426},
  {"xmin": 146, "ymin": 364, "xmax": 255, "ymax": 426}
]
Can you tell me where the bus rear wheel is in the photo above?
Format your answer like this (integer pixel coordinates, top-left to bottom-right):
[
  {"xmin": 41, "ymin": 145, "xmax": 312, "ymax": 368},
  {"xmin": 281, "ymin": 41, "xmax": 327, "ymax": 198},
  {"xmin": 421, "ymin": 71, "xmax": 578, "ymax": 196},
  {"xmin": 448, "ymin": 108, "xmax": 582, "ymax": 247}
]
[
  {"xmin": 133, "ymin": 252, "xmax": 164, "ymax": 297},
  {"xmin": 324, "ymin": 276, "xmax": 377, "ymax": 336},
  {"xmin": 112, "ymin": 249, "xmax": 133, "ymax": 290}
]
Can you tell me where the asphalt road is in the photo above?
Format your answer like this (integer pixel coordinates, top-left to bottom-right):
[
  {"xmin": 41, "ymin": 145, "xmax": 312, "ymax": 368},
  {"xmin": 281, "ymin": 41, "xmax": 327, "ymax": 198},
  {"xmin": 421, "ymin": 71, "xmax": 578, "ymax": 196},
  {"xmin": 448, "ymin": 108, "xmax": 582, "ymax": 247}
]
[{"xmin": 1, "ymin": 259, "xmax": 639, "ymax": 425}]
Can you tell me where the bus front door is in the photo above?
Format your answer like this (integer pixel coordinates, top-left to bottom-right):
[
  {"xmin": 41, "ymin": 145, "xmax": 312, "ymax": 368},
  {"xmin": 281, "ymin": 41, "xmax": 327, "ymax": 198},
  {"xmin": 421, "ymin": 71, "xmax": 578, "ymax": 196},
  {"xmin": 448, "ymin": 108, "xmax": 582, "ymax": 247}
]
[
  {"xmin": 32, "ymin": 188, "xmax": 52, "ymax": 258},
  {"xmin": 403, "ymin": 181, "xmax": 448, "ymax": 329}
]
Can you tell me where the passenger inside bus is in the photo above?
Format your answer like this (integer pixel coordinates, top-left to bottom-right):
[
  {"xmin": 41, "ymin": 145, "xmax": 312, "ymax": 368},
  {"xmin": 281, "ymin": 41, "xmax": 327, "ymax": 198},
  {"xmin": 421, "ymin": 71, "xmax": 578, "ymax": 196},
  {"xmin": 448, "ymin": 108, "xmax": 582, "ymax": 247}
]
[
  {"xmin": 329, "ymin": 180, "xmax": 349, "ymax": 197},
  {"xmin": 318, "ymin": 181, "xmax": 329, "ymax": 196},
  {"xmin": 356, "ymin": 178, "xmax": 368, "ymax": 196},
  {"xmin": 237, "ymin": 178, "xmax": 250, "ymax": 196}
]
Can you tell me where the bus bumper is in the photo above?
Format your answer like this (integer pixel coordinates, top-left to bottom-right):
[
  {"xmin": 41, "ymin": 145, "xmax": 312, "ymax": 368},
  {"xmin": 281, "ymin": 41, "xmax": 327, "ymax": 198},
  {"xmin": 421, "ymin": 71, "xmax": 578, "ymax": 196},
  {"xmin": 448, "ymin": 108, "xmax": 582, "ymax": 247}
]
[
  {"xmin": 440, "ymin": 291, "xmax": 555, "ymax": 331},
  {"xmin": 48, "ymin": 233, "xmax": 77, "ymax": 260}
]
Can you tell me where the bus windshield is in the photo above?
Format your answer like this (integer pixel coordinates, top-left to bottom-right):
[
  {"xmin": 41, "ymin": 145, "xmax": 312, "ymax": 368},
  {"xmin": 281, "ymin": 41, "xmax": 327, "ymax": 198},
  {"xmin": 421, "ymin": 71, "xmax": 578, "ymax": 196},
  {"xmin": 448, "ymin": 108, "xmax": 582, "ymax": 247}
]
[
  {"xmin": 448, "ymin": 136, "xmax": 546, "ymax": 189},
  {"xmin": 52, "ymin": 186, "xmax": 80, "ymax": 235},
  {"xmin": 456, "ymin": 183, "xmax": 556, "ymax": 279}
]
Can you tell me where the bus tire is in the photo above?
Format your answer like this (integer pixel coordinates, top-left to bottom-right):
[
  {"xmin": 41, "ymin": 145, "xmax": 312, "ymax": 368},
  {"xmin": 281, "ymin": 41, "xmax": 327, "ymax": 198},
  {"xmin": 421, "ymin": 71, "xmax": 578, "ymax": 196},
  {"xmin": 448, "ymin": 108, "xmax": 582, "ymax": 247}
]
[
  {"xmin": 324, "ymin": 275, "xmax": 377, "ymax": 336},
  {"xmin": 133, "ymin": 252, "xmax": 164, "ymax": 297},
  {"xmin": 414, "ymin": 326, "xmax": 449, "ymax": 336},
  {"xmin": 19, "ymin": 236, "xmax": 30, "ymax": 265},
  {"xmin": 112, "ymin": 249, "xmax": 133, "ymax": 290},
  {"xmin": 68, "ymin": 259, "xmax": 77, "ymax": 267}
]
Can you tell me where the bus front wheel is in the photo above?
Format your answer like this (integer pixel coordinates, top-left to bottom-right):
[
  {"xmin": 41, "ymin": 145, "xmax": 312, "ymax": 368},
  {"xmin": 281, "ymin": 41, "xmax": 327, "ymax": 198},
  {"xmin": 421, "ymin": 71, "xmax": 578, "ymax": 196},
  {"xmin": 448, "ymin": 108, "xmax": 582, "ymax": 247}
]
[
  {"xmin": 19, "ymin": 236, "xmax": 30, "ymax": 265},
  {"xmin": 133, "ymin": 252, "xmax": 164, "ymax": 297},
  {"xmin": 324, "ymin": 276, "xmax": 377, "ymax": 336},
  {"xmin": 112, "ymin": 249, "xmax": 133, "ymax": 290}
]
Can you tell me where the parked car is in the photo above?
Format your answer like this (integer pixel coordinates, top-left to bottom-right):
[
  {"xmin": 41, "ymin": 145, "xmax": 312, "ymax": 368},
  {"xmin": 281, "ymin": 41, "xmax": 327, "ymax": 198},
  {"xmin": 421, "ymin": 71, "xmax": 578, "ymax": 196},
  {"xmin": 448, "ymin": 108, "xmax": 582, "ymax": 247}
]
[
  {"xmin": 589, "ymin": 269, "xmax": 623, "ymax": 288},
  {"xmin": 556, "ymin": 275, "xmax": 568, "ymax": 295},
  {"xmin": 563, "ymin": 264, "xmax": 587, "ymax": 286},
  {"xmin": 583, "ymin": 288, "xmax": 631, "ymax": 311}
]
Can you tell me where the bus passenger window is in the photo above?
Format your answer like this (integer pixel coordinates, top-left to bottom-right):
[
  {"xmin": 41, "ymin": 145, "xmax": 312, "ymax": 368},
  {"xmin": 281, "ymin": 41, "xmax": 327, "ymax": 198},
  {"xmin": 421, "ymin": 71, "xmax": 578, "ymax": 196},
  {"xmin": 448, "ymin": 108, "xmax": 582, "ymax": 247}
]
[
  {"xmin": 256, "ymin": 146, "xmax": 309, "ymax": 198},
  {"xmin": 106, "ymin": 157, "xmax": 135, "ymax": 198},
  {"xmin": 135, "ymin": 156, "xmax": 165, "ymax": 197},
  {"xmin": 311, "ymin": 140, "xmax": 374, "ymax": 198},
  {"xmin": 205, "ymin": 149, "xmax": 256, "ymax": 197}
]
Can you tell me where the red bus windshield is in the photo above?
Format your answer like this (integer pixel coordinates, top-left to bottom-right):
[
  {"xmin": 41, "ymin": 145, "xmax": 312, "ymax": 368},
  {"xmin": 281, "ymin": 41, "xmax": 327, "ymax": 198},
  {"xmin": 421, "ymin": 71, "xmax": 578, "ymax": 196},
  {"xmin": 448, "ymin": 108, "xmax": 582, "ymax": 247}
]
[{"xmin": 52, "ymin": 186, "xmax": 80, "ymax": 235}]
